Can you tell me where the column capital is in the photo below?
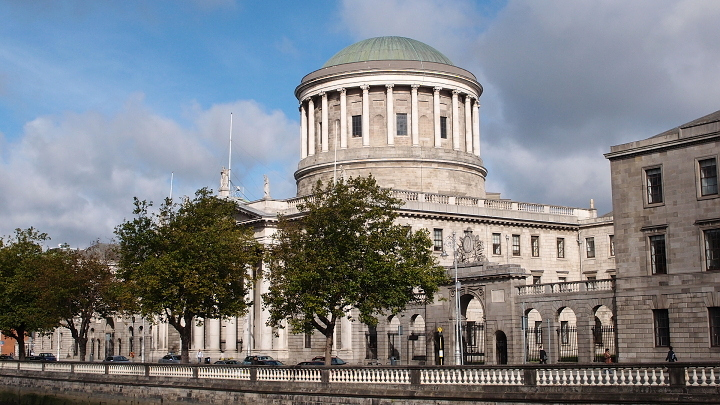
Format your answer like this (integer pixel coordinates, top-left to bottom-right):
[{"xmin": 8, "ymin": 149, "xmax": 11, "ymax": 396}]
[
  {"xmin": 360, "ymin": 84, "xmax": 370, "ymax": 91},
  {"xmin": 386, "ymin": 84, "xmax": 394, "ymax": 90},
  {"xmin": 319, "ymin": 91, "xmax": 326, "ymax": 97},
  {"xmin": 304, "ymin": 97, "xmax": 313, "ymax": 104},
  {"xmin": 337, "ymin": 87, "xmax": 346, "ymax": 94},
  {"xmin": 434, "ymin": 86, "xmax": 443, "ymax": 93},
  {"xmin": 452, "ymin": 89, "xmax": 460, "ymax": 95},
  {"xmin": 411, "ymin": 84, "xmax": 421, "ymax": 90}
]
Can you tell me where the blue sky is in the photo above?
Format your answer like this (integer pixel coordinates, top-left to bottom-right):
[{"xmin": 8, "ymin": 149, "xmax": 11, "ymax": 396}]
[{"xmin": 1, "ymin": 0, "xmax": 719, "ymax": 247}]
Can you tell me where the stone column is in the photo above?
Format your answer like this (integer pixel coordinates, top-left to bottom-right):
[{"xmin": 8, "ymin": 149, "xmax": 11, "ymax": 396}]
[
  {"xmin": 300, "ymin": 102, "xmax": 307, "ymax": 159},
  {"xmin": 258, "ymin": 268, "xmax": 273, "ymax": 351},
  {"xmin": 433, "ymin": 87, "xmax": 442, "ymax": 147},
  {"xmin": 544, "ymin": 318, "xmax": 558, "ymax": 364},
  {"xmin": 307, "ymin": 98, "xmax": 315, "ymax": 156},
  {"xmin": 386, "ymin": 84, "xmax": 394, "ymax": 145},
  {"xmin": 361, "ymin": 85, "xmax": 370, "ymax": 147},
  {"xmin": 207, "ymin": 318, "xmax": 221, "ymax": 351},
  {"xmin": 224, "ymin": 317, "xmax": 237, "ymax": 353},
  {"xmin": 464, "ymin": 95, "xmax": 472, "ymax": 153},
  {"xmin": 411, "ymin": 85, "xmax": 420, "ymax": 146},
  {"xmin": 452, "ymin": 90, "xmax": 460, "ymax": 150},
  {"xmin": 473, "ymin": 98, "xmax": 481, "ymax": 157},
  {"xmin": 193, "ymin": 318, "xmax": 204, "ymax": 350},
  {"xmin": 338, "ymin": 88, "xmax": 347, "ymax": 149},
  {"xmin": 341, "ymin": 316, "xmax": 352, "ymax": 356},
  {"xmin": 321, "ymin": 92, "xmax": 329, "ymax": 152}
]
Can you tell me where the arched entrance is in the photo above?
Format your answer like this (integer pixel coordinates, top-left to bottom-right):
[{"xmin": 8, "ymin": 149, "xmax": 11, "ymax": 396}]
[
  {"xmin": 495, "ymin": 331, "xmax": 508, "ymax": 365},
  {"xmin": 592, "ymin": 305, "xmax": 615, "ymax": 362},
  {"xmin": 557, "ymin": 307, "xmax": 578, "ymax": 362},
  {"xmin": 462, "ymin": 294, "xmax": 485, "ymax": 364},
  {"xmin": 525, "ymin": 308, "xmax": 543, "ymax": 362}
]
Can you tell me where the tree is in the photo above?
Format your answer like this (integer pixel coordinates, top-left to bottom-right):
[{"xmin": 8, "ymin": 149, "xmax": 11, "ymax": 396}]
[
  {"xmin": 41, "ymin": 242, "xmax": 123, "ymax": 361},
  {"xmin": 115, "ymin": 188, "xmax": 261, "ymax": 363},
  {"xmin": 0, "ymin": 228, "xmax": 61, "ymax": 360},
  {"xmin": 263, "ymin": 176, "xmax": 448, "ymax": 364}
]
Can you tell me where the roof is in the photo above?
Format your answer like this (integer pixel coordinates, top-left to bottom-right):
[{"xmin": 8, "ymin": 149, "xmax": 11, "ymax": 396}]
[
  {"xmin": 650, "ymin": 109, "xmax": 720, "ymax": 139},
  {"xmin": 322, "ymin": 36, "xmax": 454, "ymax": 68}
]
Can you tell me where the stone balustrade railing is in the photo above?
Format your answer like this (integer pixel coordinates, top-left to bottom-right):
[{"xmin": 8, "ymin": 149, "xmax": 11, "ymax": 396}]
[
  {"xmin": 518, "ymin": 279, "xmax": 615, "ymax": 296},
  {"xmin": 4, "ymin": 361, "xmax": 718, "ymax": 388}
]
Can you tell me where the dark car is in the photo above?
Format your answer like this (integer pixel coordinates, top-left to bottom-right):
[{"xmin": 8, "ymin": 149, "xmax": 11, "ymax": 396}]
[
  {"xmin": 297, "ymin": 361, "xmax": 324, "ymax": 366},
  {"xmin": 0, "ymin": 354, "xmax": 14, "ymax": 360},
  {"xmin": 311, "ymin": 356, "xmax": 347, "ymax": 365},
  {"xmin": 28, "ymin": 353, "xmax": 57, "ymax": 362},
  {"xmin": 158, "ymin": 354, "xmax": 182, "ymax": 363},
  {"xmin": 241, "ymin": 355, "xmax": 274, "ymax": 365},
  {"xmin": 257, "ymin": 359, "xmax": 284, "ymax": 366},
  {"xmin": 213, "ymin": 359, "xmax": 240, "ymax": 365},
  {"xmin": 103, "ymin": 355, "xmax": 130, "ymax": 363}
]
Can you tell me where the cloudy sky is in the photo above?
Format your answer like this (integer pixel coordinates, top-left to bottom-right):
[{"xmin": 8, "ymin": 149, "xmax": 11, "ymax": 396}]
[{"xmin": 1, "ymin": 0, "xmax": 718, "ymax": 247}]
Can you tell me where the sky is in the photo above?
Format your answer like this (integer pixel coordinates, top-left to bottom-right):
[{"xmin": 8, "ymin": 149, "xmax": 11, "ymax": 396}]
[{"xmin": 1, "ymin": 0, "xmax": 719, "ymax": 248}]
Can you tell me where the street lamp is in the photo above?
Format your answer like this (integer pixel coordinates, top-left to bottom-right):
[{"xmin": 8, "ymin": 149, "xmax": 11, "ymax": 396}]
[{"xmin": 441, "ymin": 231, "xmax": 463, "ymax": 366}]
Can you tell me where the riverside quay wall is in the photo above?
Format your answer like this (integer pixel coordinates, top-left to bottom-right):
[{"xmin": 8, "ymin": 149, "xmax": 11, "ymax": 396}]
[{"xmin": 0, "ymin": 362, "xmax": 719, "ymax": 404}]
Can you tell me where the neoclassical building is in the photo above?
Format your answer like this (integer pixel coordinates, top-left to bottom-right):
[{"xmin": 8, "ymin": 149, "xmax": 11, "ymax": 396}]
[{"xmin": 29, "ymin": 37, "xmax": 619, "ymax": 366}]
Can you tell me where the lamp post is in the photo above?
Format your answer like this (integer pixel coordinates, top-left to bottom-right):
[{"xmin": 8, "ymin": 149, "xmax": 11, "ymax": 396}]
[{"xmin": 442, "ymin": 231, "xmax": 463, "ymax": 366}]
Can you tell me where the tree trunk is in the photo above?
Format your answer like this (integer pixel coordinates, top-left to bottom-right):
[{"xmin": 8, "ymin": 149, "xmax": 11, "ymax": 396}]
[
  {"xmin": 15, "ymin": 327, "xmax": 27, "ymax": 360},
  {"xmin": 324, "ymin": 324, "xmax": 335, "ymax": 366},
  {"xmin": 77, "ymin": 337, "xmax": 88, "ymax": 362}
]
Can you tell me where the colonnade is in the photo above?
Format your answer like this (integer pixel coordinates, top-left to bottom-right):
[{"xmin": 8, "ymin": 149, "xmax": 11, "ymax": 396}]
[{"xmin": 299, "ymin": 84, "xmax": 481, "ymax": 159}]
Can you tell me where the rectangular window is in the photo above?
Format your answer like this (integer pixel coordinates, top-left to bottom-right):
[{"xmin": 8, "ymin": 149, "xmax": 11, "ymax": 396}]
[
  {"xmin": 351, "ymin": 115, "xmax": 362, "ymax": 137},
  {"xmin": 609, "ymin": 235, "xmax": 615, "ymax": 257},
  {"xmin": 653, "ymin": 309, "xmax": 670, "ymax": 347},
  {"xmin": 586, "ymin": 237, "xmax": 595, "ymax": 258},
  {"xmin": 305, "ymin": 332, "xmax": 312, "ymax": 348},
  {"xmin": 710, "ymin": 307, "xmax": 720, "ymax": 347},
  {"xmin": 512, "ymin": 235, "xmax": 520, "ymax": 256},
  {"xmin": 433, "ymin": 229, "xmax": 443, "ymax": 252},
  {"xmin": 646, "ymin": 167, "xmax": 663, "ymax": 204},
  {"xmin": 533, "ymin": 276, "xmax": 541, "ymax": 285},
  {"xmin": 396, "ymin": 113, "xmax": 408, "ymax": 136},
  {"xmin": 560, "ymin": 321, "xmax": 569, "ymax": 344},
  {"xmin": 705, "ymin": 229, "xmax": 720, "ymax": 271},
  {"xmin": 700, "ymin": 158, "xmax": 718, "ymax": 196},
  {"xmin": 492, "ymin": 233, "xmax": 501, "ymax": 255},
  {"xmin": 557, "ymin": 238, "xmax": 565, "ymax": 258},
  {"xmin": 650, "ymin": 235, "xmax": 667, "ymax": 274},
  {"xmin": 440, "ymin": 116, "xmax": 448, "ymax": 139},
  {"xmin": 531, "ymin": 236, "xmax": 540, "ymax": 257}
]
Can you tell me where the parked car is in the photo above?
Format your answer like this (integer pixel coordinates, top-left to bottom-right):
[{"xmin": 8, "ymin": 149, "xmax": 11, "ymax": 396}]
[
  {"xmin": 158, "ymin": 354, "xmax": 182, "ymax": 363},
  {"xmin": 27, "ymin": 353, "xmax": 57, "ymax": 362},
  {"xmin": 257, "ymin": 359, "xmax": 284, "ymax": 366},
  {"xmin": 0, "ymin": 354, "xmax": 14, "ymax": 360},
  {"xmin": 213, "ymin": 359, "xmax": 240, "ymax": 365},
  {"xmin": 103, "ymin": 355, "xmax": 131, "ymax": 363},
  {"xmin": 311, "ymin": 356, "xmax": 347, "ymax": 365},
  {"xmin": 297, "ymin": 361, "xmax": 324, "ymax": 366},
  {"xmin": 241, "ymin": 355, "xmax": 274, "ymax": 365}
]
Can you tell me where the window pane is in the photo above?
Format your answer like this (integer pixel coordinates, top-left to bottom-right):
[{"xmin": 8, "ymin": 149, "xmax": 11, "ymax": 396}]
[
  {"xmin": 492, "ymin": 233, "xmax": 501, "ymax": 255},
  {"xmin": 586, "ymin": 237, "xmax": 595, "ymax": 258},
  {"xmin": 433, "ymin": 229, "xmax": 443, "ymax": 251},
  {"xmin": 609, "ymin": 235, "xmax": 615, "ymax": 257},
  {"xmin": 531, "ymin": 236, "xmax": 540, "ymax": 257},
  {"xmin": 512, "ymin": 235, "xmax": 520, "ymax": 256},
  {"xmin": 557, "ymin": 238, "xmax": 565, "ymax": 258},
  {"xmin": 705, "ymin": 229, "xmax": 720, "ymax": 271},
  {"xmin": 440, "ymin": 116, "xmax": 448, "ymax": 139},
  {"xmin": 396, "ymin": 113, "xmax": 408, "ymax": 136},
  {"xmin": 700, "ymin": 158, "xmax": 718, "ymax": 196},
  {"xmin": 653, "ymin": 309, "xmax": 670, "ymax": 347},
  {"xmin": 646, "ymin": 167, "xmax": 663, "ymax": 204},
  {"xmin": 352, "ymin": 115, "xmax": 362, "ymax": 137},
  {"xmin": 650, "ymin": 235, "xmax": 667, "ymax": 274},
  {"xmin": 710, "ymin": 307, "xmax": 720, "ymax": 347}
]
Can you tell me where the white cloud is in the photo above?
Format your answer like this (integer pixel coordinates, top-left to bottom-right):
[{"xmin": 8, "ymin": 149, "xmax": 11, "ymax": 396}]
[{"xmin": 0, "ymin": 96, "xmax": 296, "ymax": 247}]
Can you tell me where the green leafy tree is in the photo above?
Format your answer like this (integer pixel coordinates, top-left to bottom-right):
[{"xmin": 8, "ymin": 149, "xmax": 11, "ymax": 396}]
[
  {"xmin": 115, "ymin": 188, "xmax": 261, "ymax": 363},
  {"xmin": 40, "ymin": 242, "xmax": 124, "ymax": 361},
  {"xmin": 263, "ymin": 176, "xmax": 448, "ymax": 364},
  {"xmin": 0, "ymin": 228, "xmax": 61, "ymax": 360}
]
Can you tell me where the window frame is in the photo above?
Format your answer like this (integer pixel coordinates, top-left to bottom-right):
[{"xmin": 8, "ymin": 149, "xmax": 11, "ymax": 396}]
[
  {"xmin": 644, "ymin": 166, "xmax": 664, "ymax": 206},
  {"xmin": 698, "ymin": 157, "xmax": 719, "ymax": 198},
  {"xmin": 396, "ymin": 113, "xmax": 408, "ymax": 136},
  {"xmin": 512, "ymin": 234, "xmax": 521, "ymax": 256},
  {"xmin": 709, "ymin": 307, "xmax": 720, "ymax": 347},
  {"xmin": 704, "ymin": 228, "xmax": 720, "ymax": 271},
  {"xmin": 351, "ymin": 115, "xmax": 362, "ymax": 137},
  {"xmin": 492, "ymin": 233, "xmax": 501, "ymax": 255},
  {"xmin": 585, "ymin": 237, "xmax": 595, "ymax": 258},
  {"xmin": 557, "ymin": 238, "xmax": 565, "ymax": 258},
  {"xmin": 433, "ymin": 229, "xmax": 443, "ymax": 252},
  {"xmin": 649, "ymin": 234, "xmax": 668, "ymax": 274},
  {"xmin": 440, "ymin": 116, "xmax": 448, "ymax": 139},
  {"xmin": 531, "ymin": 235, "xmax": 540, "ymax": 257},
  {"xmin": 609, "ymin": 235, "xmax": 615, "ymax": 257},
  {"xmin": 653, "ymin": 309, "xmax": 670, "ymax": 347}
]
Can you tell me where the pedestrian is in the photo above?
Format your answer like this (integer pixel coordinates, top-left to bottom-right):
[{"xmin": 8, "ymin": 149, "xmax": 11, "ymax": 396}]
[
  {"xmin": 196, "ymin": 349, "xmax": 203, "ymax": 364},
  {"xmin": 539, "ymin": 346, "xmax": 548, "ymax": 364},
  {"xmin": 665, "ymin": 346, "xmax": 677, "ymax": 362},
  {"xmin": 604, "ymin": 348, "xmax": 612, "ymax": 363}
]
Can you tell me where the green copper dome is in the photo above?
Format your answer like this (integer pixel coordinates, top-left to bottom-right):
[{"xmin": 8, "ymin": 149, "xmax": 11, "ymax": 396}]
[{"xmin": 322, "ymin": 36, "xmax": 454, "ymax": 68}]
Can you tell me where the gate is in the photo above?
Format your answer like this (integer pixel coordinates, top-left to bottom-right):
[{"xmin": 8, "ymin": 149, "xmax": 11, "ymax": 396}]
[
  {"xmin": 525, "ymin": 326, "xmax": 543, "ymax": 362},
  {"xmin": 592, "ymin": 325, "xmax": 616, "ymax": 362},
  {"xmin": 462, "ymin": 321, "xmax": 485, "ymax": 364},
  {"xmin": 556, "ymin": 325, "xmax": 578, "ymax": 362}
]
